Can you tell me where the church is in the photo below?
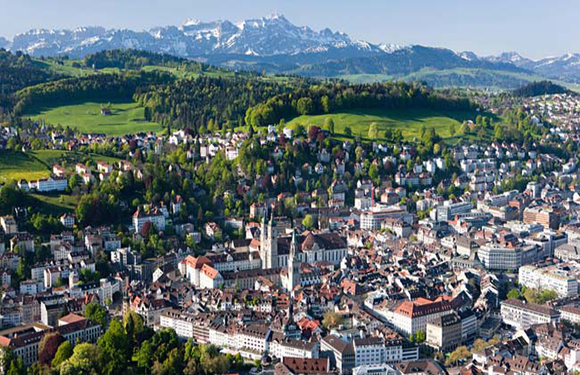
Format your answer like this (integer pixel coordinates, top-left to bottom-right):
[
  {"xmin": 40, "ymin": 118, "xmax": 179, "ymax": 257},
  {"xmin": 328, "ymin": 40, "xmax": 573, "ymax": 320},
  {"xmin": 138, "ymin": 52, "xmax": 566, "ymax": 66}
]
[
  {"xmin": 259, "ymin": 216, "xmax": 348, "ymax": 269},
  {"xmin": 181, "ymin": 216, "xmax": 348, "ymax": 293}
]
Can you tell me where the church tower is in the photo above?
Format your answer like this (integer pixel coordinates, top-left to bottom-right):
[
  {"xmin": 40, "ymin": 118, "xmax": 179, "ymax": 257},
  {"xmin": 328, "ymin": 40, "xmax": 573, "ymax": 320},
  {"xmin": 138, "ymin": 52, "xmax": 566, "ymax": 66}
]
[
  {"xmin": 260, "ymin": 213, "xmax": 278, "ymax": 269},
  {"xmin": 287, "ymin": 228, "xmax": 301, "ymax": 295}
]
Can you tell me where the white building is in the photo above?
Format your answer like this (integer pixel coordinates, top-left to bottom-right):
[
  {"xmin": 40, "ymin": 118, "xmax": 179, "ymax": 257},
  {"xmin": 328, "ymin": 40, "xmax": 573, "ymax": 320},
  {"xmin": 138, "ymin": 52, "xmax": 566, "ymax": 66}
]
[
  {"xmin": 500, "ymin": 299, "xmax": 560, "ymax": 329},
  {"xmin": 518, "ymin": 264, "xmax": 579, "ymax": 298}
]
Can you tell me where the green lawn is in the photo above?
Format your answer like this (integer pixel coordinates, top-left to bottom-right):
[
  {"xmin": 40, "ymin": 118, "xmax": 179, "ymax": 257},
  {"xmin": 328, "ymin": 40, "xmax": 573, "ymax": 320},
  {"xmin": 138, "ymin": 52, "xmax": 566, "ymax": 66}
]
[
  {"xmin": 0, "ymin": 150, "xmax": 122, "ymax": 183},
  {"xmin": 0, "ymin": 151, "xmax": 50, "ymax": 183},
  {"xmin": 31, "ymin": 193, "xmax": 78, "ymax": 214},
  {"xmin": 26, "ymin": 101, "xmax": 161, "ymax": 136},
  {"xmin": 286, "ymin": 108, "xmax": 483, "ymax": 143}
]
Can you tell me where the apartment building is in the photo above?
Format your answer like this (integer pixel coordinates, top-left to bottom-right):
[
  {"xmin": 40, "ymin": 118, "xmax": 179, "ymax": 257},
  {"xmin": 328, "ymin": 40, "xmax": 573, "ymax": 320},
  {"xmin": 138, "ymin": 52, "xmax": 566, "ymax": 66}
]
[
  {"xmin": 500, "ymin": 299, "xmax": 560, "ymax": 329},
  {"xmin": 518, "ymin": 264, "xmax": 579, "ymax": 298},
  {"xmin": 390, "ymin": 297, "xmax": 452, "ymax": 335}
]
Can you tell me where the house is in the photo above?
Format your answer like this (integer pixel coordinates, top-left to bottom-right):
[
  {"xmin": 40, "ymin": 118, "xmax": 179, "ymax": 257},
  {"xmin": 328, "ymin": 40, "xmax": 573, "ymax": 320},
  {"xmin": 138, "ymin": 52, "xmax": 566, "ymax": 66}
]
[
  {"xmin": 132, "ymin": 207, "xmax": 166, "ymax": 233},
  {"xmin": 60, "ymin": 214, "xmax": 75, "ymax": 228},
  {"xmin": 0, "ymin": 215, "xmax": 18, "ymax": 234}
]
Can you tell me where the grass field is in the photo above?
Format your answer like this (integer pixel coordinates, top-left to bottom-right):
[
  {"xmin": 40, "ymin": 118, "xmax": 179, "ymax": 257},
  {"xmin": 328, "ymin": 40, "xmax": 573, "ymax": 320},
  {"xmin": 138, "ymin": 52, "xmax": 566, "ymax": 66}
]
[
  {"xmin": 31, "ymin": 193, "xmax": 78, "ymax": 214},
  {"xmin": 286, "ymin": 108, "xmax": 483, "ymax": 143},
  {"xmin": 26, "ymin": 101, "xmax": 161, "ymax": 136},
  {"xmin": 0, "ymin": 150, "xmax": 122, "ymax": 183},
  {"xmin": 31, "ymin": 150, "xmax": 120, "ymax": 166},
  {"xmin": 0, "ymin": 151, "xmax": 50, "ymax": 183}
]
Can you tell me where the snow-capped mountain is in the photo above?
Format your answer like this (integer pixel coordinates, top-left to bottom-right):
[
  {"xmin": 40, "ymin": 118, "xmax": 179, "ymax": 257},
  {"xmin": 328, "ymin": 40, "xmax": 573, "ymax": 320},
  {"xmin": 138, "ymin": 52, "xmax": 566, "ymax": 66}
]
[
  {"xmin": 521, "ymin": 53, "xmax": 580, "ymax": 83},
  {"xmin": 8, "ymin": 14, "xmax": 385, "ymax": 58},
  {"xmin": 473, "ymin": 51, "xmax": 580, "ymax": 83},
  {"xmin": 484, "ymin": 51, "xmax": 532, "ymax": 66}
]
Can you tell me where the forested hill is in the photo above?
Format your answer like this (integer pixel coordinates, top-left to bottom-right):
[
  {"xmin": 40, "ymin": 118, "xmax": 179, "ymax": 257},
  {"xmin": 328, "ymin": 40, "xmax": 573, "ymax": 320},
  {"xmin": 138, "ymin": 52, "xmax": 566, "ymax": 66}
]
[
  {"xmin": 244, "ymin": 81, "xmax": 477, "ymax": 128},
  {"xmin": 133, "ymin": 76, "xmax": 309, "ymax": 132},
  {"xmin": 83, "ymin": 49, "xmax": 237, "ymax": 75},
  {"xmin": 512, "ymin": 80, "xmax": 572, "ymax": 97},
  {"xmin": 14, "ymin": 70, "xmax": 174, "ymax": 115},
  {"xmin": 0, "ymin": 49, "xmax": 64, "ymax": 94}
]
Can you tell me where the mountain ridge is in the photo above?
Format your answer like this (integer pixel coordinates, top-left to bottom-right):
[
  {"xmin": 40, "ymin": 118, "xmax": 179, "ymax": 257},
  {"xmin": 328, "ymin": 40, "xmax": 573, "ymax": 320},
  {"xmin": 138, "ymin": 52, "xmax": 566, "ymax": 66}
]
[{"xmin": 2, "ymin": 14, "xmax": 580, "ymax": 86}]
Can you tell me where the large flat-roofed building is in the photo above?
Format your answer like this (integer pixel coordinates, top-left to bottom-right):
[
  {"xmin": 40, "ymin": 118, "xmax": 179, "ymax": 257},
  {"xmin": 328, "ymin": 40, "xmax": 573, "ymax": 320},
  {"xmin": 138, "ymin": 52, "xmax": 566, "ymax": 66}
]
[
  {"xmin": 477, "ymin": 242, "xmax": 541, "ymax": 270},
  {"xmin": 523, "ymin": 206, "xmax": 559, "ymax": 230},
  {"xmin": 500, "ymin": 299, "xmax": 560, "ymax": 329},
  {"xmin": 518, "ymin": 263, "xmax": 579, "ymax": 298},
  {"xmin": 360, "ymin": 207, "xmax": 409, "ymax": 231},
  {"xmin": 434, "ymin": 201, "xmax": 473, "ymax": 222}
]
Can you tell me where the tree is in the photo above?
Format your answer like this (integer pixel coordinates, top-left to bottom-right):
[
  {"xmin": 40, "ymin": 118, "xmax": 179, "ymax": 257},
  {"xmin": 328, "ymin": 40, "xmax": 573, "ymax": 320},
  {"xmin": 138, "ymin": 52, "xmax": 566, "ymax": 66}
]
[
  {"xmin": 472, "ymin": 338, "xmax": 488, "ymax": 352},
  {"xmin": 97, "ymin": 320, "xmax": 130, "ymax": 375},
  {"xmin": 507, "ymin": 288, "xmax": 521, "ymax": 300},
  {"xmin": 368, "ymin": 122, "xmax": 379, "ymax": 139},
  {"xmin": 38, "ymin": 332, "xmax": 65, "ymax": 365},
  {"xmin": 84, "ymin": 303, "xmax": 108, "ymax": 327},
  {"xmin": 6, "ymin": 358, "xmax": 24, "ymax": 375},
  {"xmin": 302, "ymin": 214, "xmax": 315, "ymax": 230},
  {"xmin": 322, "ymin": 311, "xmax": 343, "ymax": 329},
  {"xmin": 324, "ymin": 118, "xmax": 335, "ymax": 135},
  {"xmin": 124, "ymin": 310, "xmax": 145, "ymax": 348},
  {"xmin": 433, "ymin": 143, "xmax": 441, "ymax": 155},
  {"xmin": 296, "ymin": 97, "xmax": 314, "ymax": 115},
  {"xmin": 137, "ymin": 340, "xmax": 154, "ymax": 373},
  {"xmin": 344, "ymin": 126, "xmax": 352, "ymax": 137},
  {"xmin": 415, "ymin": 330, "xmax": 426, "ymax": 343},
  {"xmin": 494, "ymin": 123, "xmax": 505, "ymax": 141},
  {"xmin": 446, "ymin": 345, "xmax": 471, "ymax": 366},
  {"xmin": 59, "ymin": 343, "xmax": 102, "ymax": 375},
  {"xmin": 449, "ymin": 123, "xmax": 456, "ymax": 136},
  {"xmin": 538, "ymin": 289, "xmax": 558, "ymax": 303},
  {"xmin": 52, "ymin": 341, "xmax": 73, "ymax": 369},
  {"xmin": 369, "ymin": 164, "xmax": 379, "ymax": 182}
]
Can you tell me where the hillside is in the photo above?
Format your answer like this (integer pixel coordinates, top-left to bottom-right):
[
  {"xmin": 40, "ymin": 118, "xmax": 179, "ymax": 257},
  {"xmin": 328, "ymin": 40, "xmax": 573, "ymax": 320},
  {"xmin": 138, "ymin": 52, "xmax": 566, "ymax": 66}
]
[
  {"xmin": 285, "ymin": 108, "xmax": 486, "ymax": 144},
  {"xmin": 512, "ymin": 80, "xmax": 572, "ymax": 97},
  {"xmin": 26, "ymin": 101, "xmax": 161, "ymax": 136}
]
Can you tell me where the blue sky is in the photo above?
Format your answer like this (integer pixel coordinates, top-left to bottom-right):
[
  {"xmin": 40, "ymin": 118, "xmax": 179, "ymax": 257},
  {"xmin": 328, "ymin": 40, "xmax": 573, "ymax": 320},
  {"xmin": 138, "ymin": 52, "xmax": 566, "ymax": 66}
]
[{"xmin": 1, "ymin": 0, "xmax": 578, "ymax": 59}]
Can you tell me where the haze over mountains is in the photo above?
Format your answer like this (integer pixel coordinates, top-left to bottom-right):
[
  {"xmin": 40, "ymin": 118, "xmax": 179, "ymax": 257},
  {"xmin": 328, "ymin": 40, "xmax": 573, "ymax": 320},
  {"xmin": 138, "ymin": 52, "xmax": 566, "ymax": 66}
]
[{"xmin": 2, "ymin": 14, "xmax": 580, "ymax": 86}]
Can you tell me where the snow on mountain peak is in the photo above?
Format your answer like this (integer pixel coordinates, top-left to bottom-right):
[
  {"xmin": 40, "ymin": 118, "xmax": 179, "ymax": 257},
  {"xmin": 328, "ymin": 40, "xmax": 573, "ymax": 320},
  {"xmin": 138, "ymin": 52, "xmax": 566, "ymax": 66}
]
[
  {"xmin": 9, "ymin": 14, "xmax": 386, "ymax": 58},
  {"xmin": 182, "ymin": 19, "xmax": 201, "ymax": 27}
]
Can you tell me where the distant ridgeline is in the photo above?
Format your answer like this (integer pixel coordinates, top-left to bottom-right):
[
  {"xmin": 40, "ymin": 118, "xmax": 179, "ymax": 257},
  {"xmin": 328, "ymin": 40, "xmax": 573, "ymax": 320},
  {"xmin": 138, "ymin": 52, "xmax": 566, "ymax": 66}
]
[
  {"xmin": 244, "ymin": 81, "xmax": 477, "ymax": 129},
  {"xmin": 83, "ymin": 49, "xmax": 229, "ymax": 73},
  {"xmin": 511, "ymin": 80, "xmax": 572, "ymax": 97}
]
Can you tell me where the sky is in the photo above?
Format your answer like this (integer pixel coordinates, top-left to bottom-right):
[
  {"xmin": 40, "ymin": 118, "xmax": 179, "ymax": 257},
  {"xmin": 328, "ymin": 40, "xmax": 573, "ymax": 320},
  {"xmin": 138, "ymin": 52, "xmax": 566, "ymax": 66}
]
[{"xmin": 0, "ymin": 0, "xmax": 578, "ymax": 59}]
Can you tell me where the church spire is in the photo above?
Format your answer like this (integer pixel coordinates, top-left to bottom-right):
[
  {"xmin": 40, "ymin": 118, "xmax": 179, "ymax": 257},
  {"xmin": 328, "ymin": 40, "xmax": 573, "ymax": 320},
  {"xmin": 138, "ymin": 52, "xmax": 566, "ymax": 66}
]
[{"xmin": 288, "ymin": 227, "xmax": 300, "ymax": 296}]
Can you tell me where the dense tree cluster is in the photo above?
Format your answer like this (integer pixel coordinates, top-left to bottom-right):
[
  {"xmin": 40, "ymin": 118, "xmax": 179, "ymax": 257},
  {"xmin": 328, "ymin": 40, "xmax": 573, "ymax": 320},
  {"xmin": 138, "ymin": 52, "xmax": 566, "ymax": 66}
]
[
  {"xmin": 133, "ymin": 76, "xmax": 303, "ymax": 132},
  {"xmin": 84, "ymin": 49, "xmax": 197, "ymax": 70},
  {"xmin": 511, "ymin": 80, "xmax": 570, "ymax": 97},
  {"xmin": 0, "ymin": 49, "xmax": 63, "ymax": 94}
]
